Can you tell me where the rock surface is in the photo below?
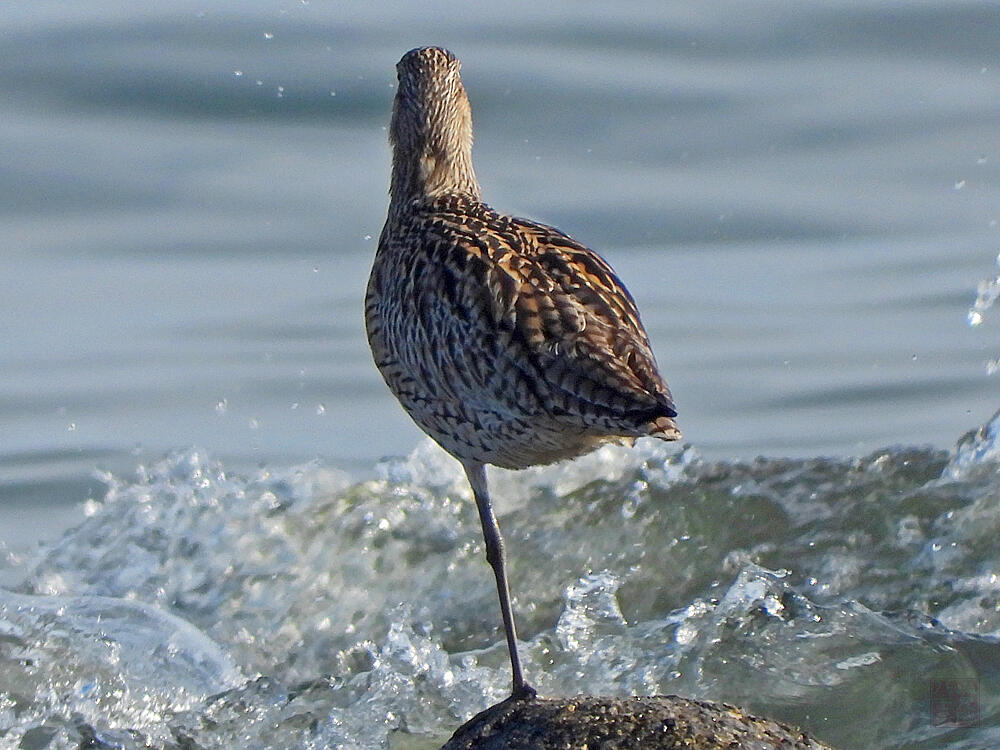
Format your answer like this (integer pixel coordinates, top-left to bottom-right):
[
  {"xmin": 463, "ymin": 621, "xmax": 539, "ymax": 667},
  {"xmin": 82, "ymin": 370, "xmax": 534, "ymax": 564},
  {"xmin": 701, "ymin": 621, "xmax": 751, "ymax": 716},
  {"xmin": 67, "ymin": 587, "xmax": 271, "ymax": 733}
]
[{"xmin": 440, "ymin": 694, "xmax": 837, "ymax": 750}]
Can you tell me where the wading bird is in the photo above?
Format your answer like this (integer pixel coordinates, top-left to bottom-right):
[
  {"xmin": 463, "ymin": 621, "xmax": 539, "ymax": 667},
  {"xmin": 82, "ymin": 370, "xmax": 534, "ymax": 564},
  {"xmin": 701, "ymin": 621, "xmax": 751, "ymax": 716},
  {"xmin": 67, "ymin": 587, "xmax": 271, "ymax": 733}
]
[{"xmin": 365, "ymin": 47, "xmax": 680, "ymax": 698}]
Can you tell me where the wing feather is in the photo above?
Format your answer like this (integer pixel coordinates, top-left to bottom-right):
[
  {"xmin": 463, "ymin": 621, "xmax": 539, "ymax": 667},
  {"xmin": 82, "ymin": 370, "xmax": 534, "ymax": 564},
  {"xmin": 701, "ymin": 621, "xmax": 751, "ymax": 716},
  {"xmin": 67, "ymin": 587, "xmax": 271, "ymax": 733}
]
[
  {"xmin": 413, "ymin": 197, "xmax": 678, "ymax": 430},
  {"xmin": 496, "ymin": 217, "xmax": 677, "ymax": 418}
]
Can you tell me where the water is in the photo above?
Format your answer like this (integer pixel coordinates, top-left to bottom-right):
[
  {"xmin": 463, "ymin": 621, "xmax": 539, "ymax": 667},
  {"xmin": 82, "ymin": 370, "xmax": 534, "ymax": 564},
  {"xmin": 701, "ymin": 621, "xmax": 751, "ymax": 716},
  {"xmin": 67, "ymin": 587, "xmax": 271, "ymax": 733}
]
[
  {"xmin": 2, "ymin": 1, "xmax": 999, "ymax": 748},
  {"xmin": 3, "ymin": 424, "xmax": 1000, "ymax": 749}
]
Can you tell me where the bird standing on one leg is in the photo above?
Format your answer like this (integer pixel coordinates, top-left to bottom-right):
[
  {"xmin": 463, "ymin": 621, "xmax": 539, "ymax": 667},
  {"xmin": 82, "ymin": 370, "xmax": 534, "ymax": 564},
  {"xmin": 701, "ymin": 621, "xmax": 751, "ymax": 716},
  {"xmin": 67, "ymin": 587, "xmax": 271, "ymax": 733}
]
[{"xmin": 365, "ymin": 47, "xmax": 681, "ymax": 699}]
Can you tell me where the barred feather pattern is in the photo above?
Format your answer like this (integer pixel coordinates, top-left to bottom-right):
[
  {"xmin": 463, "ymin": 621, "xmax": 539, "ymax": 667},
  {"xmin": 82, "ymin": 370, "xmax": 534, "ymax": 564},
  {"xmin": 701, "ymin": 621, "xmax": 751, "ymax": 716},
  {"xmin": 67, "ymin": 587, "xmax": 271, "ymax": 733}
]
[{"xmin": 366, "ymin": 47, "xmax": 680, "ymax": 471}]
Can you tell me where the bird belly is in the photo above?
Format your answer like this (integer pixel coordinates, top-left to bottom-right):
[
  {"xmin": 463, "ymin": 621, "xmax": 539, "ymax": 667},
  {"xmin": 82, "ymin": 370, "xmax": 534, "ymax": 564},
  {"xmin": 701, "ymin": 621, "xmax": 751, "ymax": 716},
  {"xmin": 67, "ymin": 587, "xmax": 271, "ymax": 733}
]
[
  {"xmin": 367, "ymin": 303, "xmax": 604, "ymax": 469},
  {"xmin": 396, "ymin": 391, "xmax": 614, "ymax": 470}
]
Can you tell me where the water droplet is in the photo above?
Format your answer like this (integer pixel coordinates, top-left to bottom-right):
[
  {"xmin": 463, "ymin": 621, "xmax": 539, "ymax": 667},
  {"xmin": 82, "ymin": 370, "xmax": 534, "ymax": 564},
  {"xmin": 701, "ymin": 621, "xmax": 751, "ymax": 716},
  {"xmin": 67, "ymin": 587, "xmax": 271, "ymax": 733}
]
[
  {"xmin": 911, "ymin": 354, "xmax": 918, "ymax": 361},
  {"xmin": 291, "ymin": 402, "xmax": 300, "ymax": 410},
  {"xmin": 329, "ymin": 90, "xmax": 337, "ymax": 96},
  {"xmin": 233, "ymin": 70, "xmax": 243, "ymax": 77},
  {"xmin": 67, "ymin": 422, "xmax": 77, "ymax": 432},
  {"xmin": 249, "ymin": 418, "xmax": 259, "ymax": 430},
  {"xmin": 363, "ymin": 234, "xmax": 372, "ymax": 241},
  {"xmin": 316, "ymin": 403, "xmax": 326, "ymax": 415},
  {"xmin": 263, "ymin": 31, "xmax": 274, "ymax": 40},
  {"xmin": 954, "ymin": 179, "xmax": 966, "ymax": 190},
  {"xmin": 987, "ymin": 358, "xmax": 1000, "ymax": 375},
  {"xmin": 620, "ymin": 488, "xmax": 644, "ymax": 519},
  {"xmin": 762, "ymin": 594, "xmax": 785, "ymax": 617},
  {"xmin": 968, "ymin": 273, "xmax": 1000, "ymax": 327},
  {"xmin": 977, "ymin": 156, "xmax": 989, "ymax": 165},
  {"xmin": 312, "ymin": 266, "xmax": 319, "ymax": 273},
  {"xmin": 675, "ymin": 622, "xmax": 698, "ymax": 645},
  {"xmin": 255, "ymin": 79, "xmax": 264, "ymax": 86},
  {"xmin": 215, "ymin": 399, "xmax": 228, "ymax": 415}
]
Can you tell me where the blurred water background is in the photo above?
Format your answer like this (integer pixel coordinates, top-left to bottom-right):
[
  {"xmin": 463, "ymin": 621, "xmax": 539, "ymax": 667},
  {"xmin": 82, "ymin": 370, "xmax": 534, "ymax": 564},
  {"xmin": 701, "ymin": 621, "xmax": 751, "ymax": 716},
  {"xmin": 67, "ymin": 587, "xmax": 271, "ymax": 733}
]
[{"xmin": 2, "ymin": 1, "xmax": 1000, "ymax": 748}]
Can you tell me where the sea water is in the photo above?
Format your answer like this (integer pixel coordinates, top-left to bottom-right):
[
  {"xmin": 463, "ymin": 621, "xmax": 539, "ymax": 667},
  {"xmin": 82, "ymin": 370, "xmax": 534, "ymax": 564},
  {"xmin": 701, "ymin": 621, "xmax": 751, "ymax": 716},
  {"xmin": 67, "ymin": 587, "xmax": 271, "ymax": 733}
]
[
  {"xmin": 3, "ymin": 418, "xmax": 1000, "ymax": 748},
  {"xmin": 2, "ymin": 1, "xmax": 1000, "ymax": 748}
]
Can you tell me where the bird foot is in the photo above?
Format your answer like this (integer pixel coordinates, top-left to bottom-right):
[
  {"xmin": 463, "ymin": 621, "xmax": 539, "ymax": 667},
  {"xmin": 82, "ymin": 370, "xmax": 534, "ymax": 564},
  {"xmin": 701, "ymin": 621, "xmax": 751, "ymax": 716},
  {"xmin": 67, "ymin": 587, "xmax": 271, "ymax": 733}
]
[{"xmin": 511, "ymin": 682, "xmax": 537, "ymax": 701}]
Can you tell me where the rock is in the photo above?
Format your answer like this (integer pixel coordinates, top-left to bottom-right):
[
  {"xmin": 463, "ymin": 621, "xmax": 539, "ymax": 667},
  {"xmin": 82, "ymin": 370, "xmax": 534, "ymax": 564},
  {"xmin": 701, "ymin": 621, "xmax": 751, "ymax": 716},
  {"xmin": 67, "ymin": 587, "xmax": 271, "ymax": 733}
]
[{"xmin": 440, "ymin": 694, "xmax": 837, "ymax": 750}]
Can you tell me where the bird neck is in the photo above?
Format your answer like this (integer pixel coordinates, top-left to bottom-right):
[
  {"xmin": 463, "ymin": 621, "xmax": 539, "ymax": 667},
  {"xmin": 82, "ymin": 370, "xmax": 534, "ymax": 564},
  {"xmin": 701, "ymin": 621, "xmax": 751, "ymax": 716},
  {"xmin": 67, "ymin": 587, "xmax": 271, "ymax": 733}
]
[
  {"xmin": 386, "ymin": 99, "xmax": 481, "ymax": 227},
  {"xmin": 388, "ymin": 142, "xmax": 481, "ymax": 225}
]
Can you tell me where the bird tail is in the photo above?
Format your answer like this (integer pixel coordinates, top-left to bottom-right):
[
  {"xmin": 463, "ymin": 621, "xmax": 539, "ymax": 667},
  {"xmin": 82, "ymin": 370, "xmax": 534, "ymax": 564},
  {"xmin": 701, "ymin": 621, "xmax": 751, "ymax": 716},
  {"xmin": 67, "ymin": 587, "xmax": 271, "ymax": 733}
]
[{"xmin": 646, "ymin": 415, "xmax": 682, "ymax": 441}]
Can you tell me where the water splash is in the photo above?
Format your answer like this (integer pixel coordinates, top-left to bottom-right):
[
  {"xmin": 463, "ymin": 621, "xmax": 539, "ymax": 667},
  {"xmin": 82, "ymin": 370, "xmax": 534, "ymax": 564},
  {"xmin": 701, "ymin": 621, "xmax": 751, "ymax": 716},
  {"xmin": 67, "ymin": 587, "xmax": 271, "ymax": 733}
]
[
  {"xmin": 3, "ymin": 421, "xmax": 1000, "ymax": 748},
  {"xmin": 967, "ymin": 253, "xmax": 1000, "ymax": 335},
  {"xmin": 943, "ymin": 407, "xmax": 1000, "ymax": 480},
  {"xmin": 0, "ymin": 591, "xmax": 242, "ymax": 747}
]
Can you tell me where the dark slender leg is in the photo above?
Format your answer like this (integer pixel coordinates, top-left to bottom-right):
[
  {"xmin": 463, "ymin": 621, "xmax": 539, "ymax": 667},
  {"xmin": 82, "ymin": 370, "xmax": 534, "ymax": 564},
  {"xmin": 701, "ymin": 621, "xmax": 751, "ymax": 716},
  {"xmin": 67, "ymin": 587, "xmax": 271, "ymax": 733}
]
[{"xmin": 463, "ymin": 461, "xmax": 535, "ymax": 699}]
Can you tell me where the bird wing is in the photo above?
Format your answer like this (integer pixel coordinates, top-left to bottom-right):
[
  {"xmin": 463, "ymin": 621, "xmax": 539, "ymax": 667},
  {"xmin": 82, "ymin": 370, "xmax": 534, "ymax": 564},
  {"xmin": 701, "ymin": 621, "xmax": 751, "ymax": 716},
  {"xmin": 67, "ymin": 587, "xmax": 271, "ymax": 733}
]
[{"xmin": 486, "ymin": 216, "xmax": 677, "ymax": 419}]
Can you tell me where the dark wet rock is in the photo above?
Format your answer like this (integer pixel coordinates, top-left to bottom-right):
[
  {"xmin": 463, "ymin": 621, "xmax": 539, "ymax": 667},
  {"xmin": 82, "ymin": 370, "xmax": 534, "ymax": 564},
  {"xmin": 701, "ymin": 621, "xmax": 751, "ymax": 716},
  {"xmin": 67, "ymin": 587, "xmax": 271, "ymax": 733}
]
[{"xmin": 440, "ymin": 694, "xmax": 837, "ymax": 750}]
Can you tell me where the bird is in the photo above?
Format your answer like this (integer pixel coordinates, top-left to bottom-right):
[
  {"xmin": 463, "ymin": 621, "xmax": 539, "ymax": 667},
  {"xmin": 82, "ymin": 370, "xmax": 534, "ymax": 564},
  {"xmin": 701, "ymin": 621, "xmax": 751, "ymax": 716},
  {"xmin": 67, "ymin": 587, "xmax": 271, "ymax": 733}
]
[{"xmin": 365, "ymin": 47, "xmax": 680, "ymax": 699}]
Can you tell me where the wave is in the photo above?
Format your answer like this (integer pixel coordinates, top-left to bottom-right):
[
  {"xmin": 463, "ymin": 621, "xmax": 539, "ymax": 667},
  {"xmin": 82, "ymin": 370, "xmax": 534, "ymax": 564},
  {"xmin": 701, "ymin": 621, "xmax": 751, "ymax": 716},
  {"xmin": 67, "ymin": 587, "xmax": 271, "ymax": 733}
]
[{"xmin": 3, "ymin": 410, "xmax": 1000, "ymax": 748}]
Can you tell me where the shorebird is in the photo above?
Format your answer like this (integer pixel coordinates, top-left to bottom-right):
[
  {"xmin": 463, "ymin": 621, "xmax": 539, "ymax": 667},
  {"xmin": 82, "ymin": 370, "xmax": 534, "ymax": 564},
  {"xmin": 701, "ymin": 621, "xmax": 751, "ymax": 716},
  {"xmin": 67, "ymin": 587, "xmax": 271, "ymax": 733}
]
[{"xmin": 365, "ymin": 47, "xmax": 680, "ymax": 698}]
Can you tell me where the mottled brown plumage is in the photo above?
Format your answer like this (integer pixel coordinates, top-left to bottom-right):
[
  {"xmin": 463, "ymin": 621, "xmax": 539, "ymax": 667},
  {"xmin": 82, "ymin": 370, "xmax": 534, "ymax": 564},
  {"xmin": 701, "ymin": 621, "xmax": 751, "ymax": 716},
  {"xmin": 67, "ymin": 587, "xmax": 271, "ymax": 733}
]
[{"xmin": 365, "ymin": 47, "xmax": 680, "ymax": 698}]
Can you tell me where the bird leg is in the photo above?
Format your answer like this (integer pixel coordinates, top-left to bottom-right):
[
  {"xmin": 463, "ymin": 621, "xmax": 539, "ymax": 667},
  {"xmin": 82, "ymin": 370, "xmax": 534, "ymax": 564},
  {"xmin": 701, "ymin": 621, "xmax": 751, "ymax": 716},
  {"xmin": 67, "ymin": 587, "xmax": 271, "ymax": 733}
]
[{"xmin": 463, "ymin": 461, "xmax": 535, "ymax": 699}]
